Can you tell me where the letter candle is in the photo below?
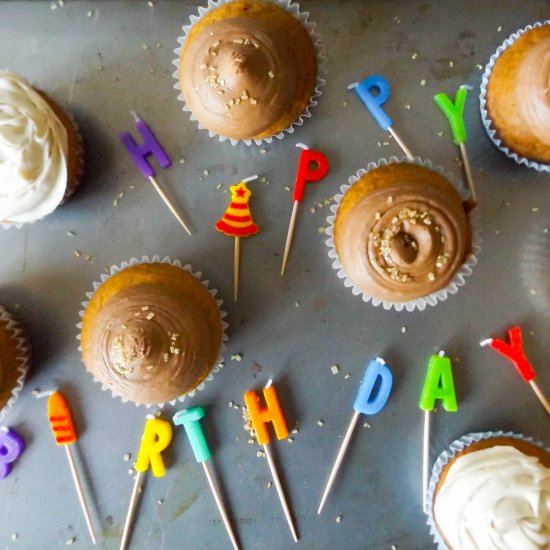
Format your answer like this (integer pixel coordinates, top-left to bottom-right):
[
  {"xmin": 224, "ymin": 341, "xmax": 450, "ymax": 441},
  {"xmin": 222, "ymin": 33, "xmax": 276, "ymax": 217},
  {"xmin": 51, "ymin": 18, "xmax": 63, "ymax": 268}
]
[
  {"xmin": 280, "ymin": 144, "xmax": 329, "ymax": 275},
  {"xmin": 120, "ymin": 416, "xmax": 173, "ymax": 550},
  {"xmin": 349, "ymin": 75, "xmax": 414, "ymax": 161},
  {"xmin": 119, "ymin": 111, "xmax": 192, "ymax": 235},
  {"xmin": 317, "ymin": 358, "xmax": 393, "ymax": 514},
  {"xmin": 244, "ymin": 380, "xmax": 298, "ymax": 542},
  {"xmin": 418, "ymin": 352, "xmax": 457, "ymax": 513},
  {"xmin": 215, "ymin": 176, "xmax": 259, "ymax": 301},
  {"xmin": 434, "ymin": 86, "xmax": 477, "ymax": 211},
  {"xmin": 481, "ymin": 326, "xmax": 550, "ymax": 417},
  {"xmin": 47, "ymin": 392, "xmax": 97, "ymax": 545},
  {"xmin": 173, "ymin": 407, "xmax": 240, "ymax": 550},
  {"xmin": 0, "ymin": 426, "xmax": 24, "ymax": 480}
]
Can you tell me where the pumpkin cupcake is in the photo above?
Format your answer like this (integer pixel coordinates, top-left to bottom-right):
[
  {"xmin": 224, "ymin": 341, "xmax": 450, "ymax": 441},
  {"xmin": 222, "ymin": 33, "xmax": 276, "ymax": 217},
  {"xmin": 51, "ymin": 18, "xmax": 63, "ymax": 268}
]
[
  {"xmin": 0, "ymin": 306, "xmax": 30, "ymax": 421},
  {"xmin": 174, "ymin": 0, "xmax": 325, "ymax": 144},
  {"xmin": 481, "ymin": 21, "xmax": 550, "ymax": 170},
  {"xmin": 79, "ymin": 257, "xmax": 227, "ymax": 406}
]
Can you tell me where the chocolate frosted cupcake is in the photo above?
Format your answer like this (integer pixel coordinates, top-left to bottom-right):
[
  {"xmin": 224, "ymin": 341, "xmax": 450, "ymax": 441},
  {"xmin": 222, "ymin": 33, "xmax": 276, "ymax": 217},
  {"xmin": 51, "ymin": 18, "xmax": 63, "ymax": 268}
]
[
  {"xmin": 0, "ymin": 70, "xmax": 83, "ymax": 227},
  {"xmin": 79, "ymin": 258, "xmax": 227, "ymax": 406},
  {"xmin": 174, "ymin": 0, "xmax": 324, "ymax": 144},
  {"xmin": 326, "ymin": 158, "xmax": 478, "ymax": 311},
  {"xmin": 481, "ymin": 21, "xmax": 550, "ymax": 169},
  {"xmin": 0, "ymin": 306, "xmax": 30, "ymax": 421},
  {"xmin": 427, "ymin": 432, "xmax": 550, "ymax": 550}
]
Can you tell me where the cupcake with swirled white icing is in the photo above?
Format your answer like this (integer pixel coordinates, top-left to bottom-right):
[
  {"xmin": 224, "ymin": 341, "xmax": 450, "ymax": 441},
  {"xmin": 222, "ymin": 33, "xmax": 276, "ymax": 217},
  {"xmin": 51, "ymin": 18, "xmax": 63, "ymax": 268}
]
[
  {"xmin": 427, "ymin": 432, "xmax": 550, "ymax": 550},
  {"xmin": 481, "ymin": 22, "xmax": 550, "ymax": 170},
  {"xmin": 0, "ymin": 70, "xmax": 83, "ymax": 227}
]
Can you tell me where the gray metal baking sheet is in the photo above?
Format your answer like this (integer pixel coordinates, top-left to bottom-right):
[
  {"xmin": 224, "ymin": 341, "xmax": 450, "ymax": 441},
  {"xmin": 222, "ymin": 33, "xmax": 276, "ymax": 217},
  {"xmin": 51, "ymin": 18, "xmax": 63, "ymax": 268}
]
[{"xmin": 2, "ymin": 1, "xmax": 550, "ymax": 549}]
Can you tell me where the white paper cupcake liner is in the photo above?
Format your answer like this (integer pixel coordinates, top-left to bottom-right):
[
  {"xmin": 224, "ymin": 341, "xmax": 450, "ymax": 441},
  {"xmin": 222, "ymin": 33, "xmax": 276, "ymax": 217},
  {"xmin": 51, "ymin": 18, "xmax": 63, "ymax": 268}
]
[
  {"xmin": 1, "ymin": 111, "xmax": 84, "ymax": 229},
  {"xmin": 425, "ymin": 431, "xmax": 544, "ymax": 549},
  {"xmin": 325, "ymin": 156, "xmax": 481, "ymax": 312},
  {"xmin": 172, "ymin": 0, "xmax": 327, "ymax": 146},
  {"xmin": 480, "ymin": 21, "xmax": 550, "ymax": 172},
  {"xmin": 0, "ymin": 306, "xmax": 31, "ymax": 422},
  {"xmin": 76, "ymin": 255, "xmax": 229, "ymax": 408}
]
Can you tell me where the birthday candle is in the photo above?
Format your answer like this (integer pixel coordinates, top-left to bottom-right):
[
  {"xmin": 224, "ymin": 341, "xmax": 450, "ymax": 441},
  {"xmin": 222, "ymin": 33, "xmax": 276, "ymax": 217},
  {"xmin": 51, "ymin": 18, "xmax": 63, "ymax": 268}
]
[
  {"xmin": 349, "ymin": 74, "xmax": 414, "ymax": 160},
  {"xmin": 481, "ymin": 326, "xmax": 550, "ymax": 417},
  {"xmin": 173, "ymin": 407, "xmax": 240, "ymax": 550},
  {"xmin": 318, "ymin": 358, "xmax": 393, "ymax": 514},
  {"xmin": 419, "ymin": 353, "xmax": 457, "ymax": 513},
  {"xmin": 0, "ymin": 427, "xmax": 24, "ymax": 480},
  {"xmin": 121, "ymin": 417, "xmax": 173, "ymax": 550},
  {"xmin": 281, "ymin": 145, "xmax": 329, "ymax": 275},
  {"xmin": 244, "ymin": 382, "xmax": 298, "ymax": 542},
  {"xmin": 434, "ymin": 85, "xmax": 477, "ymax": 210}
]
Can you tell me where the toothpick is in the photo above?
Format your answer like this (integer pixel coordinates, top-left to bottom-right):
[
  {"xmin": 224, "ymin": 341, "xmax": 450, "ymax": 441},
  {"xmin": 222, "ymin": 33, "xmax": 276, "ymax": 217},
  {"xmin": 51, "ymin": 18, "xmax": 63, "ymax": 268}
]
[
  {"xmin": 202, "ymin": 462, "xmax": 240, "ymax": 550},
  {"xmin": 529, "ymin": 381, "xmax": 550, "ymax": 417},
  {"xmin": 263, "ymin": 443, "xmax": 299, "ymax": 542},
  {"xmin": 388, "ymin": 126, "xmax": 414, "ymax": 161},
  {"xmin": 148, "ymin": 176, "xmax": 192, "ymax": 235},
  {"xmin": 234, "ymin": 236, "xmax": 240, "ymax": 302},
  {"xmin": 459, "ymin": 142, "xmax": 477, "ymax": 210},
  {"xmin": 65, "ymin": 445, "xmax": 97, "ymax": 545},
  {"xmin": 281, "ymin": 201, "xmax": 299, "ymax": 276},
  {"xmin": 317, "ymin": 410, "xmax": 360, "ymax": 515},
  {"xmin": 120, "ymin": 471, "xmax": 144, "ymax": 550},
  {"xmin": 422, "ymin": 409, "xmax": 430, "ymax": 513}
]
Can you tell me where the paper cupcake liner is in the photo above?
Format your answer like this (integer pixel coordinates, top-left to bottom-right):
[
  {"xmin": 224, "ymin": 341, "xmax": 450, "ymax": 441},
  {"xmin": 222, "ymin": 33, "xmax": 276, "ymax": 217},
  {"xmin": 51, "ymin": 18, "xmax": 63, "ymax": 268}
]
[
  {"xmin": 1, "ymin": 112, "xmax": 84, "ymax": 229},
  {"xmin": 425, "ymin": 431, "xmax": 544, "ymax": 549},
  {"xmin": 0, "ymin": 306, "xmax": 31, "ymax": 422},
  {"xmin": 480, "ymin": 21, "xmax": 550, "ymax": 172},
  {"xmin": 172, "ymin": 0, "xmax": 327, "ymax": 146},
  {"xmin": 325, "ymin": 156, "xmax": 481, "ymax": 312},
  {"xmin": 76, "ymin": 255, "xmax": 229, "ymax": 408}
]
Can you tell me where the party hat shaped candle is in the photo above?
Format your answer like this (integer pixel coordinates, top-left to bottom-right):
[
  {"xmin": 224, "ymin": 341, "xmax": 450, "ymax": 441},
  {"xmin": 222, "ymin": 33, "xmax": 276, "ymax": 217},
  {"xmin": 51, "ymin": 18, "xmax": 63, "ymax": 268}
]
[{"xmin": 216, "ymin": 176, "xmax": 259, "ymax": 301}]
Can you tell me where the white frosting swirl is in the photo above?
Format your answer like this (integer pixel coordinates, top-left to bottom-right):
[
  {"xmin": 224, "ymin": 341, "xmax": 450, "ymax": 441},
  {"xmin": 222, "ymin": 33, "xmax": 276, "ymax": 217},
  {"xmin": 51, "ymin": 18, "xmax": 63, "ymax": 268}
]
[
  {"xmin": 434, "ymin": 445, "xmax": 550, "ymax": 550},
  {"xmin": 0, "ymin": 70, "xmax": 68, "ymax": 223}
]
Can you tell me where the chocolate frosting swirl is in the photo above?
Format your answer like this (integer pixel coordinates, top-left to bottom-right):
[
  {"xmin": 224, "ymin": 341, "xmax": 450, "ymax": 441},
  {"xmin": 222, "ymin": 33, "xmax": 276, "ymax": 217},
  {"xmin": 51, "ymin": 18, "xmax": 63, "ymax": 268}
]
[
  {"xmin": 335, "ymin": 164, "xmax": 472, "ymax": 303},
  {"xmin": 179, "ymin": 1, "xmax": 316, "ymax": 140},
  {"xmin": 87, "ymin": 284, "xmax": 216, "ymax": 404}
]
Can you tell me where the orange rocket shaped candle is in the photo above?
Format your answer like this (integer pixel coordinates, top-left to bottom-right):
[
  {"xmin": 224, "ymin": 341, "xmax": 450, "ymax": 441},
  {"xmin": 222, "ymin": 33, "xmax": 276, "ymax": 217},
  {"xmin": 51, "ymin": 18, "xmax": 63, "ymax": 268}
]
[{"xmin": 216, "ymin": 176, "xmax": 259, "ymax": 301}]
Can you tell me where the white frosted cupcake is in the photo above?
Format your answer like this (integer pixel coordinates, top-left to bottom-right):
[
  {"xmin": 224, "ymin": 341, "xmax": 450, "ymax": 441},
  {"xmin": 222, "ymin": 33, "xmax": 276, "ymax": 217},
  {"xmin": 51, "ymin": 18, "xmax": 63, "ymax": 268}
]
[
  {"xmin": 427, "ymin": 431, "xmax": 550, "ymax": 550},
  {"xmin": 0, "ymin": 70, "xmax": 83, "ymax": 228}
]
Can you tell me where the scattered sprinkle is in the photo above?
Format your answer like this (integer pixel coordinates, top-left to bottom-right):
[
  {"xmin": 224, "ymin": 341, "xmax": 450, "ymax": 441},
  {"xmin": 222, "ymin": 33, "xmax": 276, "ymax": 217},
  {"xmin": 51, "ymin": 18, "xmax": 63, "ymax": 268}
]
[
  {"xmin": 344, "ymin": 374, "xmax": 350, "ymax": 380},
  {"xmin": 287, "ymin": 437, "xmax": 294, "ymax": 443},
  {"xmin": 228, "ymin": 401, "xmax": 234, "ymax": 408},
  {"xmin": 530, "ymin": 289, "xmax": 537, "ymax": 295},
  {"xmin": 260, "ymin": 148, "xmax": 267, "ymax": 155},
  {"xmin": 391, "ymin": 545, "xmax": 397, "ymax": 550},
  {"xmin": 157, "ymin": 499, "xmax": 164, "ymax": 505},
  {"xmin": 342, "ymin": 101, "xmax": 348, "ymax": 107},
  {"xmin": 428, "ymin": 272, "xmax": 436, "ymax": 281},
  {"xmin": 393, "ymin": 16, "xmax": 401, "ymax": 24},
  {"xmin": 73, "ymin": 250, "xmax": 81, "ymax": 258},
  {"xmin": 310, "ymin": 207, "xmax": 316, "ymax": 214},
  {"xmin": 113, "ymin": 199, "xmax": 119, "ymax": 206},
  {"xmin": 404, "ymin": 104, "xmax": 411, "ymax": 110},
  {"xmin": 267, "ymin": 481, "xmax": 272, "ymax": 488},
  {"xmin": 420, "ymin": 79, "xmax": 427, "ymax": 87},
  {"xmin": 294, "ymin": 302, "xmax": 299, "ymax": 307},
  {"xmin": 401, "ymin": 326, "xmax": 407, "ymax": 333},
  {"xmin": 231, "ymin": 353, "xmax": 242, "ymax": 362},
  {"xmin": 532, "ymin": 207, "xmax": 539, "ymax": 213},
  {"xmin": 11, "ymin": 534, "xmax": 18, "ymax": 541},
  {"xmin": 411, "ymin": 52, "xmax": 418, "ymax": 60},
  {"xmin": 147, "ymin": 0, "xmax": 155, "ymax": 7},
  {"xmin": 123, "ymin": 453, "xmax": 131, "ymax": 462},
  {"xmin": 284, "ymin": 186, "xmax": 291, "ymax": 192},
  {"xmin": 318, "ymin": 226, "xmax": 326, "ymax": 234},
  {"xmin": 142, "ymin": 305, "xmax": 149, "ymax": 311},
  {"xmin": 268, "ymin": 70, "xmax": 274, "ymax": 78},
  {"xmin": 179, "ymin": 158, "xmax": 186, "ymax": 164},
  {"xmin": 449, "ymin": 61, "xmax": 454, "ymax": 68},
  {"xmin": 317, "ymin": 420, "xmax": 324, "ymax": 427},
  {"xmin": 96, "ymin": 65, "xmax": 104, "ymax": 72},
  {"xmin": 142, "ymin": 44, "xmax": 149, "ymax": 50},
  {"xmin": 65, "ymin": 538, "xmax": 76, "ymax": 545},
  {"xmin": 146, "ymin": 312, "xmax": 155, "ymax": 320},
  {"xmin": 216, "ymin": 184, "xmax": 222, "ymax": 190},
  {"xmin": 87, "ymin": 10, "xmax": 93, "ymax": 17},
  {"xmin": 203, "ymin": 169, "xmax": 209, "ymax": 176},
  {"xmin": 476, "ymin": 64, "xmax": 483, "ymax": 70},
  {"xmin": 497, "ymin": 25, "xmax": 502, "ymax": 32},
  {"xmin": 437, "ymin": 131, "xmax": 444, "ymax": 138},
  {"xmin": 67, "ymin": 230, "xmax": 75, "ymax": 237},
  {"xmin": 363, "ymin": 422, "xmax": 371, "ymax": 429},
  {"xmin": 335, "ymin": 516, "xmax": 342, "ymax": 524},
  {"xmin": 331, "ymin": 365, "xmax": 339, "ymax": 375},
  {"xmin": 529, "ymin": 330, "xmax": 535, "ymax": 336},
  {"xmin": 128, "ymin": 468, "xmax": 134, "ymax": 475},
  {"xmin": 256, "ymin": 450, "xmax": 265, "ymax": 458},
  {"xmin": 291, "ymin": 428, "xmax": 298, "ymax": 434}
]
